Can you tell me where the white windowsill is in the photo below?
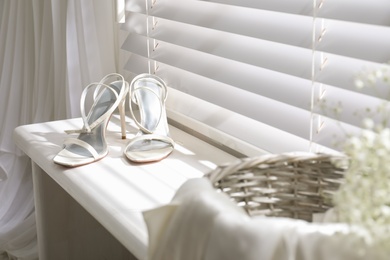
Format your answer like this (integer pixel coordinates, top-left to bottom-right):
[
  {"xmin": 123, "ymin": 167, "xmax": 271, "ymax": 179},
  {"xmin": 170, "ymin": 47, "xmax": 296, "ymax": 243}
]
[{"xmin": 13, "ymin": 114, "xmax": 240, "ymax": 259}]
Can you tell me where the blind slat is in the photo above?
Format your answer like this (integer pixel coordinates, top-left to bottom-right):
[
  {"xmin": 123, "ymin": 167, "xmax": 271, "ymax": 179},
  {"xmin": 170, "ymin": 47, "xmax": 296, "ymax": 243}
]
[
  {"xmin": 198, "ymin": 0, "xmax": 313, "ymax": 15},
  {"xmin": 123, "ymin": 11, "xmax": 313, "ymax": 79},
  {"xmin": 318, "ymin": 0, "xmax": 390, "ymax": 26},
  {"xmin": 160, "ymin": 66, "xmax": 312, "ymax": 141},
  {"xmin": 126, "ymin": 0, "xmax": 314, "ymax": 48},
  {"xmin": 122, "ymin": 35, "xmax": 313, "ymax": 112},
  {"xmin": 201, "ymin": 0, "xmax": 390, "ymax": 26},
  {"xmin": 316, "ymin": 19, "xmax": 390, "ymax": 62},
  {"xmin": 167, "ymin": 89, "xmax": 313, "ymax": 154},
  {"xmin": 121, "ymin": 0, "xmax": 390, "ymax": 154}
]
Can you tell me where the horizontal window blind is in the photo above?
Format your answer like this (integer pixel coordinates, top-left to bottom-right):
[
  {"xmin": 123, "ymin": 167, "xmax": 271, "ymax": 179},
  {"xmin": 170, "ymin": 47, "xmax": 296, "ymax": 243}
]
[{"xmin": 120, "ymin": 0, "xmax": 390, "ymax": 155}]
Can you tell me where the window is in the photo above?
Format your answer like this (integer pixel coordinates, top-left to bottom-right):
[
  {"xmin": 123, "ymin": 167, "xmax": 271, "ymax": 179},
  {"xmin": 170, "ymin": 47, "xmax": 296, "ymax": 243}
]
[{"xmin": 119, "ymin": 0, "xmax": 390, "ymax": 156}]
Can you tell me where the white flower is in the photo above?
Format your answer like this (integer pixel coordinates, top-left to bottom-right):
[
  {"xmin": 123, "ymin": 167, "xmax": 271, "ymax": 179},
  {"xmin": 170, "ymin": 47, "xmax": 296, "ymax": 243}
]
[
  {"xmin": 362, "ymin": 118, "xmax": 374, "ymax": 130},
  {"xmin": 375, "ymin": 69, "xmax": 383, "ymax": 79},
  {"xmin": 331, "ymin": 64, "xmax": 390, "ymax": 254},
  {"xmin": 354, "ymin": 79, "xmax": 365, "ymax": 89},
  {"xmin": 367, "ymin": 73, "xmax": 377, "ymax": 84},
  {"xmin": 334, "ymin": 126, "xmax": 390, "ymax": 253}
]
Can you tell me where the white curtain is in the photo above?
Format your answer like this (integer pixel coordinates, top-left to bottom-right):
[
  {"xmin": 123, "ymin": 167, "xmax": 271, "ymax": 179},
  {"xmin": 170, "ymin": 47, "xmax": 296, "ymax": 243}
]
[{"xmin": 0, "ymin": 0, "xmax": 119, "ymax": 258}]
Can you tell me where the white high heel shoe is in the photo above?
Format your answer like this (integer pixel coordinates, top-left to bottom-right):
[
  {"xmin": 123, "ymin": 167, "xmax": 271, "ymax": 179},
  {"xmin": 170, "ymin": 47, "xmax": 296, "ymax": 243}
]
[
  {"xmin": 124, "ymin": 73, "xmax": 175, "ymax": 163},
  {"xmin": 53, "ymin": 73, "xmax": 129, "ymax": 167}
]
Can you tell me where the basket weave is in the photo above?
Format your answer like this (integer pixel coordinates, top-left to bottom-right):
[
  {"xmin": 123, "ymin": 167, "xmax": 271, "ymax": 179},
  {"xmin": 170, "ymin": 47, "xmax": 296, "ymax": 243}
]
[{"xmin": 205, "ymin": 152, "xmax": 346, "ymax": 222}]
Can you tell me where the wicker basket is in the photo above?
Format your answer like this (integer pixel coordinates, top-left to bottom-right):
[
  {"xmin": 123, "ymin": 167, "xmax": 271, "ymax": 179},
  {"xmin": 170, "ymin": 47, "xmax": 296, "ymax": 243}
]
[{"xmin": 205, "ymin": 152, "xmax": 346, "ymax": 222}]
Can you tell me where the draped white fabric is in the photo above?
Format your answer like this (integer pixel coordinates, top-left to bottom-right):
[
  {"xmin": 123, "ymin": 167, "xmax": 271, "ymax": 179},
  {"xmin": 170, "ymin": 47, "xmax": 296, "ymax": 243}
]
[
  {"xmin": 144, "ymin": 178, "xmax": 382, "ymax": 260},
  {"xmin": 0, "ymin": 0, "xmax": 118, "ymax": 258}
]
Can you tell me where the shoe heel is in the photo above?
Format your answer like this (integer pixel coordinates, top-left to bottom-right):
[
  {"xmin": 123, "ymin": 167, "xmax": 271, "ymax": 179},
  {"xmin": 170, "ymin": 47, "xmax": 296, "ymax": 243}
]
[{"xmin": 119, "ymin": 97, "xmax": 127, "ymax": 139}]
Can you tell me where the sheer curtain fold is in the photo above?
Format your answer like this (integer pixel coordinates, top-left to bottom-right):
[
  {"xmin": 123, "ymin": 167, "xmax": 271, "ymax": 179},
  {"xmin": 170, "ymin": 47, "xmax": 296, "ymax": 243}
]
[
  {"xmin": 0, "ymin": 0, "xmax": 118, "ymax": 259},
  {"xmin": 66, "ymin": 0, "xmax": 118, "ymax": 117}
]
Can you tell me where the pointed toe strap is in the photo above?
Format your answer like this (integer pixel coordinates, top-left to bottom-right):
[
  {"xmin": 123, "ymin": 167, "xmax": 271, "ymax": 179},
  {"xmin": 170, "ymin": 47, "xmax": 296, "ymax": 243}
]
[{"xmin": 63, "ymin": 138, "xmax": 100, "ymax": 159}]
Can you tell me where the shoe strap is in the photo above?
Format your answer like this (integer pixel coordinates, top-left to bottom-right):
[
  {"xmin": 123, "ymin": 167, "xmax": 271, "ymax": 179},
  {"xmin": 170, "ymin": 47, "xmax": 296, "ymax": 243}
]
[
  {"xmin": 129, "ymin": 86, "xmax": 164, "ymax": 134},
  {"xmin": 128, "ymin": 74, "xmax": 168, "ymax": 134},
  {"xmin": 66, "ymin": 73, "xmax": 128, "ymax": 134},
  {"xmin": 127, "ymin": 133, "xmax": 175, "ymax": 147},
  {"xmin": 81, "ymin": 82, "xmax": 119, "ymax": 133},
  {"xmin": 63, "ymin": 138, "xmax": 100, "ymax": 159},
  {"xmin": 130, "ymin": 74, "xmax": 168, "ymax": 104}
]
